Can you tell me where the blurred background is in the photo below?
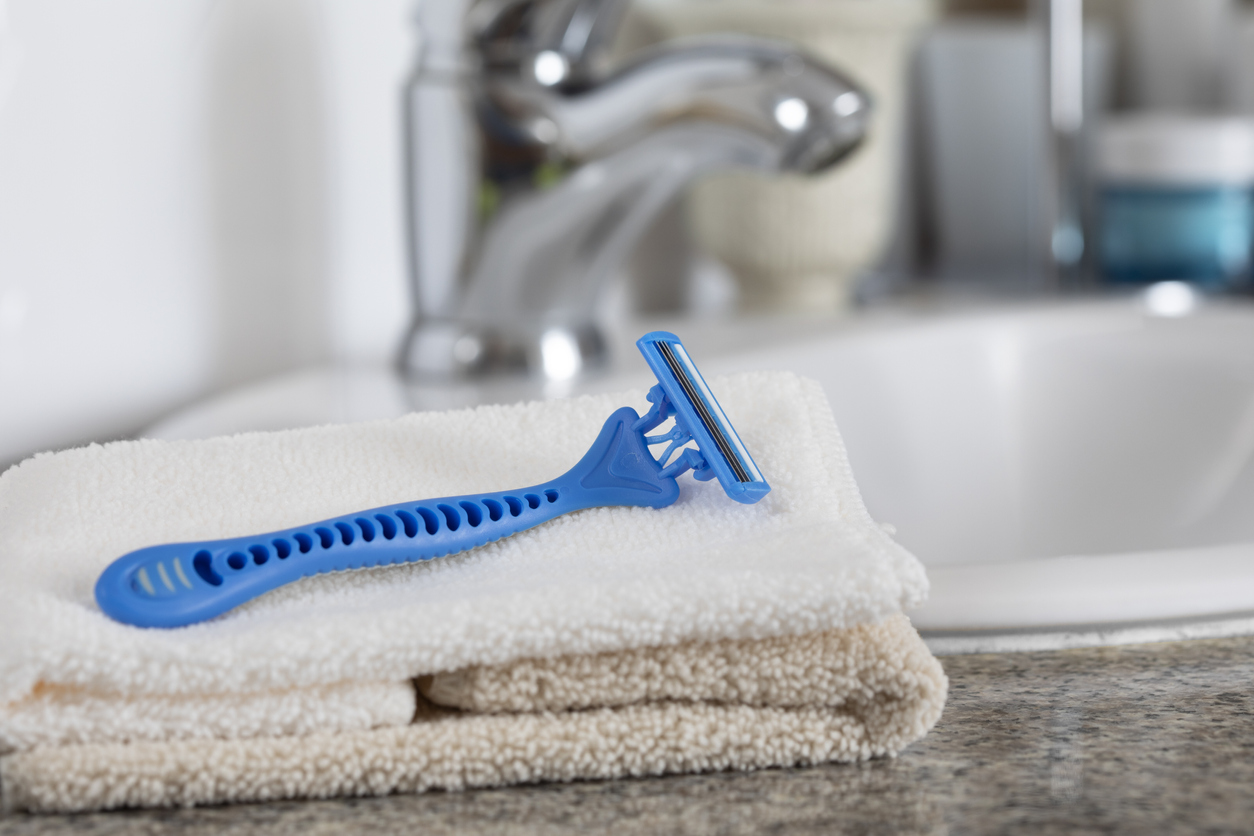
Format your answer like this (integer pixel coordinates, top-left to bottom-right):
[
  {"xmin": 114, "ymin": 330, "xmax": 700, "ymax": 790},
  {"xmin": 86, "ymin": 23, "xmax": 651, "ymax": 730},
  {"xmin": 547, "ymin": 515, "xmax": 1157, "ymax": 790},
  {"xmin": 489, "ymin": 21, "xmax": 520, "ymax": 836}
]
[{"xmin": 4, "ymin": 0, "xmax": 1254, "ymax": 467}]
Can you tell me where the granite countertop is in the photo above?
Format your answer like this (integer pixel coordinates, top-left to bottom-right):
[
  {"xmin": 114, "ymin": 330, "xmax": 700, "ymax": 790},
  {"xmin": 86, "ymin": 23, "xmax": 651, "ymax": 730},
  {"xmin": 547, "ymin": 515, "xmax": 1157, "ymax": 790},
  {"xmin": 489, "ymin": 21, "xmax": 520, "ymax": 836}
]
[{"xmin": 3, "ymin": 635, "xmax": 1253, "ymax": 835}]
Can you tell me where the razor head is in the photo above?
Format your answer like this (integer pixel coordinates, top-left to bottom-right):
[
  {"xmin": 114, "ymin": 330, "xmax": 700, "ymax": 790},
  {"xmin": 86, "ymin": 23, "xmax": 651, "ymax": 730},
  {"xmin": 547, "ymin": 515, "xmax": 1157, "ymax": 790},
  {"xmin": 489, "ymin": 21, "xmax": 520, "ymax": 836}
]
[{"xmin": 636, "ymin": 331, "xmax": 770, "ymax": 505}]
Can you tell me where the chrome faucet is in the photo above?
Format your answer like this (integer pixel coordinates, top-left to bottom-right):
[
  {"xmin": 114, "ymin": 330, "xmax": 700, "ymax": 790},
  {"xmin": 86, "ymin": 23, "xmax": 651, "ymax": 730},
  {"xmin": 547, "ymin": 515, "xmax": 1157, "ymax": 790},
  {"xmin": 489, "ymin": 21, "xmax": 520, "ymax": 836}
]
[{"xmin": 401, "ymin": 0, "xmax": 871, "ymax": 380}]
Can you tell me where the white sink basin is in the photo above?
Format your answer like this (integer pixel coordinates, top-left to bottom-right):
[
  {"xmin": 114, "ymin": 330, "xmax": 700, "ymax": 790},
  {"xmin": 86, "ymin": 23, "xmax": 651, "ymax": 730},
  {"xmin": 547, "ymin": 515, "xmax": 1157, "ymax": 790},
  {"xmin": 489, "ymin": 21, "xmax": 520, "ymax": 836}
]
[{"xmin": 147, "ymin": 300, "xmax": 1254, "ymax": 650}]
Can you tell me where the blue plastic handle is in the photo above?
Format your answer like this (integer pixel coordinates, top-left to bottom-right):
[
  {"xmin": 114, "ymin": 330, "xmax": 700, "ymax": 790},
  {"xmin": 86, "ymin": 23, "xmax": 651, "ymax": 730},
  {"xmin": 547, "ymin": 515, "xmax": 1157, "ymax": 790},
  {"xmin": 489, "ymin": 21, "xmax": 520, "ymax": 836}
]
[{"xmin": 95, "ymin": 407, "xmax": 679, "ymax": 628}]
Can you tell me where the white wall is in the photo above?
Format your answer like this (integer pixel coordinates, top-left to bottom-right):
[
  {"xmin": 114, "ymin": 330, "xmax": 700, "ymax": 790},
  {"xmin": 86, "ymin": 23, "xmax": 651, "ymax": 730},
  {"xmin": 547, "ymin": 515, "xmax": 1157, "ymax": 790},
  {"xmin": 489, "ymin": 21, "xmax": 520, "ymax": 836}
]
[
  {"xmin": 206, "ymin": 0, "xmax": 333, "ymax": 389},
  {"xmin": 319, "ymin": 0, "xmax": 414, "ymax": 365},
  {"xmin": 0, "ymin": 0, "xmax": 417, "ymax": 465},
  {"xmin": 0, "ymin": 0, "xmax": 214, "ymax": 464}
]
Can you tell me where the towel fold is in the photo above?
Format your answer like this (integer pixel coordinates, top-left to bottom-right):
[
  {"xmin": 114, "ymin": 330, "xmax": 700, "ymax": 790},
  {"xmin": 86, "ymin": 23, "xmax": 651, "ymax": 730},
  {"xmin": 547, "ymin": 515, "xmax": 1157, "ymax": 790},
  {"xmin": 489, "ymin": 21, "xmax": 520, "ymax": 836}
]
[
  {"xmin": 3, "ymin": 614, "xmax": 945, "ymax": 813},
  {"xmin": 0, "ymin": 680, "xmax": 415, "ymax": 752},
  {"xmin": 0, "ymin": 371, "xmax": 943, "ymax": 813}
]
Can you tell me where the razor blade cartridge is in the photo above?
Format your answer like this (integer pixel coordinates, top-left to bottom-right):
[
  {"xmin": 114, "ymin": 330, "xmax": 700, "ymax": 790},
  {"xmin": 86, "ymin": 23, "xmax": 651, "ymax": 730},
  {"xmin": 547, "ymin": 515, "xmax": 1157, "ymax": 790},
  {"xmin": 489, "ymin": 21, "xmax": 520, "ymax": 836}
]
[{"xmin": 633, "ymin": 331, "xmax": 770, "ymax": 505}]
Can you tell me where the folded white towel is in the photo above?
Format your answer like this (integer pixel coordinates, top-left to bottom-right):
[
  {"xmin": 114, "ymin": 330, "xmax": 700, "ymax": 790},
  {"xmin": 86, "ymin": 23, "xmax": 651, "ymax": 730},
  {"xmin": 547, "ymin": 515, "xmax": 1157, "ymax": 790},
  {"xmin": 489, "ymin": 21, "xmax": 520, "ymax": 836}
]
[{"xmin": 0, "ymin": 371, "xmax": 932, "ymax": 809}]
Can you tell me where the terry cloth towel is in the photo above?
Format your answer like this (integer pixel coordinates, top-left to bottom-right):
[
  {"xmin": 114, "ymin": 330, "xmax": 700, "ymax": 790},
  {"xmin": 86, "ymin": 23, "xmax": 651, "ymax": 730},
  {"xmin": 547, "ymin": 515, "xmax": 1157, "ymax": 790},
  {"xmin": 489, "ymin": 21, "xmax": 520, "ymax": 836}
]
[{"xmin": 0, "ymin": 372, "xmax": 946, "ymax": 813}]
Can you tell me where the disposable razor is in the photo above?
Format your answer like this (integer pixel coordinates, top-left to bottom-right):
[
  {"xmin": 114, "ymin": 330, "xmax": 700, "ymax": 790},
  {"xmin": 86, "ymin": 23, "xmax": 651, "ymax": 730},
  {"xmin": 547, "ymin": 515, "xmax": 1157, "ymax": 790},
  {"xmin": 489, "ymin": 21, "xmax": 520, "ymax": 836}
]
[{"xmin": 96, "ymin": 331, "xmax": 770, "ymax": 628}]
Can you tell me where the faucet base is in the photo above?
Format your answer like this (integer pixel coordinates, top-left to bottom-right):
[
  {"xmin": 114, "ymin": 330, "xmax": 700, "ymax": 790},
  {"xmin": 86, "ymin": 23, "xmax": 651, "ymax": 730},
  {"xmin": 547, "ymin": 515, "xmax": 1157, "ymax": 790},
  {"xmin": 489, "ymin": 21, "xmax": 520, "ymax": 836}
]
[{"xmin": 402, "ymin": 320, "xmax": 608, "ymax": 382}]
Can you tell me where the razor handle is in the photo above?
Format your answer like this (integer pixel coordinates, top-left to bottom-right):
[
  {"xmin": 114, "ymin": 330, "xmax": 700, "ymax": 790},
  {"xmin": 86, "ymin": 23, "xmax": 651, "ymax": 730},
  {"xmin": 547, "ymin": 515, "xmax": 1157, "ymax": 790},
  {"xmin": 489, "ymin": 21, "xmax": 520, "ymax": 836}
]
[{"xmin": 95, "ymin": 408, "xmax": 679, "ymax": 628}]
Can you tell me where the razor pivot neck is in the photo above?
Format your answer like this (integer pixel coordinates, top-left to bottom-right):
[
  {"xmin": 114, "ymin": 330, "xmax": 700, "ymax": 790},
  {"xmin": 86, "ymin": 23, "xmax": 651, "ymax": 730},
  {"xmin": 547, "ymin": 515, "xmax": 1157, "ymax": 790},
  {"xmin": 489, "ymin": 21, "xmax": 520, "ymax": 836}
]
[{"xmin": 94, "ymin": 332, "xmax": 768, "ymax": 628}]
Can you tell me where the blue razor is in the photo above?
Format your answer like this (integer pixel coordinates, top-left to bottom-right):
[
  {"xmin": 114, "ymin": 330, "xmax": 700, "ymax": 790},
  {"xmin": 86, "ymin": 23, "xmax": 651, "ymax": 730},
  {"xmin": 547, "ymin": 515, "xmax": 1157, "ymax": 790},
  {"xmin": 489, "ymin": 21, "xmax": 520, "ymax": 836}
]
[{"xmin": 95, "ymin": 332, "xmax": 769, "ymax": 628}]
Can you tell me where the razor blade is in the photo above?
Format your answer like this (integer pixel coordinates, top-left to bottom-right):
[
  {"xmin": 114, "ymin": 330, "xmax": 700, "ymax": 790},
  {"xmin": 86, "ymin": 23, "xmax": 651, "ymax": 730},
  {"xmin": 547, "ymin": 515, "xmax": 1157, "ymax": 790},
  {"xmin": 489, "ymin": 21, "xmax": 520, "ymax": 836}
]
[{"xmin": 95, "ymin": 331, "xmax": 770, "ymax": 628}]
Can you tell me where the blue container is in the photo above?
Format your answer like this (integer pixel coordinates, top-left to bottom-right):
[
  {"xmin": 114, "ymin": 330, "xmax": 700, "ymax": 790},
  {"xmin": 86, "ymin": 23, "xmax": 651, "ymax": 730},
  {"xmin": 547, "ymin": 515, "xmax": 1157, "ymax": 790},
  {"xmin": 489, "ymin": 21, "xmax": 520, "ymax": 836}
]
[
  {"xmin": 1100, "ymin": 185, "xmax": 1254, "ymax": 288},
  {"xmin": 1098, "ymin": 115, "xmax": 1254, "ymax": 290}
]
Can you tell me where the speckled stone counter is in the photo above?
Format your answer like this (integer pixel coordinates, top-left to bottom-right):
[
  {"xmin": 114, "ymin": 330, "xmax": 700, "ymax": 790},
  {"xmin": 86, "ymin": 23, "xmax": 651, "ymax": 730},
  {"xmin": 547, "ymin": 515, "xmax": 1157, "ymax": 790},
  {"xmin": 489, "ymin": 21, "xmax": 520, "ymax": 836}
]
[{"xmin": 4, "ymin": 635, "xmax": 1254, "ymax": 835}]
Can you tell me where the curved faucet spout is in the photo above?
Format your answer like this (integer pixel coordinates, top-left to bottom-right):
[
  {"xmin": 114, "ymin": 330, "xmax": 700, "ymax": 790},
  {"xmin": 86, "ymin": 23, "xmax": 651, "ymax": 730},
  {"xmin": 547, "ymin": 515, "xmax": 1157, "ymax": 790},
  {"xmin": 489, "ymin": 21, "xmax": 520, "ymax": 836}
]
[
  {"xmin": 492, "ymin": 37, "xmax": 870, "ymax": 170},
  {"xmin": 402, "ymin": 3, "xmax": 872, "ymax": 380}
]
